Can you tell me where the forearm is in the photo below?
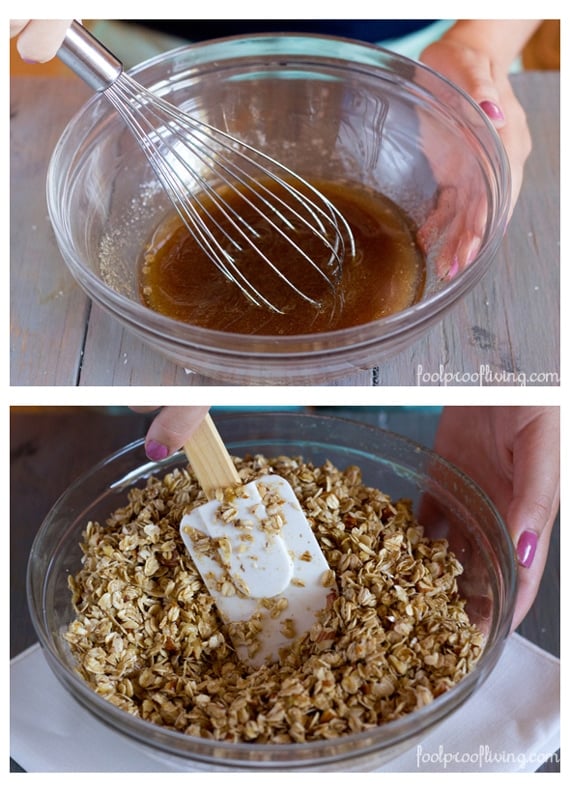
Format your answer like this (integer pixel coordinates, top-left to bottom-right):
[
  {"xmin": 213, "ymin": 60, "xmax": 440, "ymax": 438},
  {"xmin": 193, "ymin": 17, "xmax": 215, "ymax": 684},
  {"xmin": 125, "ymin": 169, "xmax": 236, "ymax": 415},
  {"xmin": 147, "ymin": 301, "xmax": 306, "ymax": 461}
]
[{"xmin": 442, "ymin": 20, "xmax": 542, "ymax": 71}]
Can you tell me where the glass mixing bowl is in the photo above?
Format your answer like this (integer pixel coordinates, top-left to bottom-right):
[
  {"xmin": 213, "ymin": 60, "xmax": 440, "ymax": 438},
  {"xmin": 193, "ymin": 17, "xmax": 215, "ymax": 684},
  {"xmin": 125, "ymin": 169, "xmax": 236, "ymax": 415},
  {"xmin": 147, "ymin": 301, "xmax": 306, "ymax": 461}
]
[
  {"xmin": 27, "ymin": 413, "xmax": 516, "ymax": 771},
  {"xmin": 46, "ymin": 35, "xmax": 510, "ymax": 384}
]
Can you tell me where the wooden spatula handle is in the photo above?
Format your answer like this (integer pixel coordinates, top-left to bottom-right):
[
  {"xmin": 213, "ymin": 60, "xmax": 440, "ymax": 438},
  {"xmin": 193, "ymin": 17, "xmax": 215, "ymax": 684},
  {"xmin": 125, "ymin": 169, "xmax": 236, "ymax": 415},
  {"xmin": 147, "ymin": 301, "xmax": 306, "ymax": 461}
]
[{"xmin": 183, "ymin": 414, "xmax": 241, "ymax": 496}]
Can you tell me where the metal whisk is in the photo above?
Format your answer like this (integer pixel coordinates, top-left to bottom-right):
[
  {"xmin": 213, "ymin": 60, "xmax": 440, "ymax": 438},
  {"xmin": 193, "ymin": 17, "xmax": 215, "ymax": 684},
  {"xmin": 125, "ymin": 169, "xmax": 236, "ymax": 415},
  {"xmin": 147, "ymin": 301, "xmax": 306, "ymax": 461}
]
[{"xmin": 57, "ymin": 21, "xmax": 354, "ymax": 313}]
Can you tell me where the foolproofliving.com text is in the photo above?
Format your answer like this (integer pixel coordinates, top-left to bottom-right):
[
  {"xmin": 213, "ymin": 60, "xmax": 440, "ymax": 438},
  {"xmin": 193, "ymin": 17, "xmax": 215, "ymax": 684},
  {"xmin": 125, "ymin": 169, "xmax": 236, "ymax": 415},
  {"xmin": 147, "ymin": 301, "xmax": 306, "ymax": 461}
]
[
  {"xmin": 416, "ymin": 364, "xmax": 560, "ymax": 387},
  {"xmin": 416, "ymin": 743, "xmax": 559, "ymax": 770}
]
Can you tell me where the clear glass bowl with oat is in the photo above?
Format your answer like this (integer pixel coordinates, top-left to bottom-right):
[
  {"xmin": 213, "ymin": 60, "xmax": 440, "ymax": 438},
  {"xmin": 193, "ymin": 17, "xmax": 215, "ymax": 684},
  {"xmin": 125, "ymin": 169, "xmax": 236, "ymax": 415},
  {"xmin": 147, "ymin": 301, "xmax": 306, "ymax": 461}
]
[{"xmin": 27, "ymin": 412, "xmax": 516, "ymax": 770}]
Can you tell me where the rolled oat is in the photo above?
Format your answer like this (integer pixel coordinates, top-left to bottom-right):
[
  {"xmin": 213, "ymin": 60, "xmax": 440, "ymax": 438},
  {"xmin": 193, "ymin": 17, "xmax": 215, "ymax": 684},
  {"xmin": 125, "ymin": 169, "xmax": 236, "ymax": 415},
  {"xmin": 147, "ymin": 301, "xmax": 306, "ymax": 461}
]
[{"xmin": 65, "ymin": 454, "xmax": 484, "ymax": 743}]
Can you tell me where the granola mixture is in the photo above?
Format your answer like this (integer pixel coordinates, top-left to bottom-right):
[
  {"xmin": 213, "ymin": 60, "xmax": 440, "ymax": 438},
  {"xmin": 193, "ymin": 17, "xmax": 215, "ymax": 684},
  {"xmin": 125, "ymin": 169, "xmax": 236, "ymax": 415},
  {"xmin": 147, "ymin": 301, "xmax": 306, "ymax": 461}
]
[{"xmin": 65, "ymin": 454, "xmax": 484, "ymax": 743}]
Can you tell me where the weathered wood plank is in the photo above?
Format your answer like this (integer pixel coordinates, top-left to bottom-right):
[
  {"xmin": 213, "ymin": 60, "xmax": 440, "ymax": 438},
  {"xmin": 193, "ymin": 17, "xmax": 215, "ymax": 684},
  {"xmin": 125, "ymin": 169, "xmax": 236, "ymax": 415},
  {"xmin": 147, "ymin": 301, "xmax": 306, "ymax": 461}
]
[{"xmin": 10, "ymin": 73, "xmax": 559, "ymax": 386}]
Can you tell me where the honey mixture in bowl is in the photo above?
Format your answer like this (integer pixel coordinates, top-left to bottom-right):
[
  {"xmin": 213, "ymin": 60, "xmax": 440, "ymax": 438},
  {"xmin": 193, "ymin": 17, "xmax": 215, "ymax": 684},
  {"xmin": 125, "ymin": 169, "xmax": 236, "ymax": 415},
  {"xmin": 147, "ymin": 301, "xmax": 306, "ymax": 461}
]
[
  {"xmin": 139, "ymin": 179, "xmax": 425, "ymax": 335},
  {"xmin": 65, "ymin": 453, "xmax": 484, "ymax": 744}
]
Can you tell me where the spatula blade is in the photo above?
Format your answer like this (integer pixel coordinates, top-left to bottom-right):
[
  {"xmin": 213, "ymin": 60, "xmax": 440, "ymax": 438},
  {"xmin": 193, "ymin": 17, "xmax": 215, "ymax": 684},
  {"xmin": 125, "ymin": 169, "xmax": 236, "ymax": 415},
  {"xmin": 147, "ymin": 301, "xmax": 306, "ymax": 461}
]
[{"xmin": 180, "ymin": 474, "xmax": 336, "ymax": 666}]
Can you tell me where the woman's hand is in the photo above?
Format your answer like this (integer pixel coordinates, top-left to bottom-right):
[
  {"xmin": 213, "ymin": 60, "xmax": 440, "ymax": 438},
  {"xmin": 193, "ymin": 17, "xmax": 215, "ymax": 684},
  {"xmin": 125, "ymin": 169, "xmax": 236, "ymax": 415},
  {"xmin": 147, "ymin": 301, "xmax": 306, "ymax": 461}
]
[
  {"xmin": 433, "ymin": 406, "xmax": 559, "ymax": 629},
  {"xmin": 418, "ymin": 21, "xmax": 537, "ymax": 277},
  {"xmin": 10, "ymin": 19, "xmax": 72, "ymax": 62},
  {"xmin": 130, "ymin": 406, "xmax": 210, "ymax": 460},
  {"xmin": 421, "ymin": 33, "xmax": 532, "ymax": 220}
]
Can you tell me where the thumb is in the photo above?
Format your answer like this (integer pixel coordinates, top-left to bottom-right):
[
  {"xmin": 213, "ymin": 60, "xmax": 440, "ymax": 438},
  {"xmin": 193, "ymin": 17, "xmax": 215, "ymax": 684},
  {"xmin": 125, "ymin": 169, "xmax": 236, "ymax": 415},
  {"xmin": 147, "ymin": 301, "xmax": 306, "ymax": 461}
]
[
  {"xmin": 421, "ymin": 41, "xmax": 506, "ymax": 128},
  {"xmin": 143, "ymin": 406, "xmax": 210, "ymax": 461},
  {"xmin": 506, "ymin": 408, "xmax": 560, "ymax": 627},
  {"xmin": 16, "ymin": 19, "xmax": 73, "ymax": 63},
  {"xmin": 459, "ymin": 63, "xmax": 506, "ymax": 128}
]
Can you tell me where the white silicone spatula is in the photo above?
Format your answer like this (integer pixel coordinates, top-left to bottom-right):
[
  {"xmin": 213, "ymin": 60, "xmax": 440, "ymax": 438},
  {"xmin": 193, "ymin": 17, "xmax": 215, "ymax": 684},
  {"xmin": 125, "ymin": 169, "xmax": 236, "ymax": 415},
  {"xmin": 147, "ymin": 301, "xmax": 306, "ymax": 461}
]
[{"xmin": 180, "ymin": 414, "xmax": 336, "ymax": 667}]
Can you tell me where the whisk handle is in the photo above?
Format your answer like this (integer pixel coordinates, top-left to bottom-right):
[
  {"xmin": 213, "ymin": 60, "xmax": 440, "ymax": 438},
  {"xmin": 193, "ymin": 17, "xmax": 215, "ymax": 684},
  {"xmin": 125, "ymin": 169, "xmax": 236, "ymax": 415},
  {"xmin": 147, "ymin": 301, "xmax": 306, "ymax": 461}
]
[{"xmin": 57, "ymin": 20, "xmax": 123, "ymax": 91}]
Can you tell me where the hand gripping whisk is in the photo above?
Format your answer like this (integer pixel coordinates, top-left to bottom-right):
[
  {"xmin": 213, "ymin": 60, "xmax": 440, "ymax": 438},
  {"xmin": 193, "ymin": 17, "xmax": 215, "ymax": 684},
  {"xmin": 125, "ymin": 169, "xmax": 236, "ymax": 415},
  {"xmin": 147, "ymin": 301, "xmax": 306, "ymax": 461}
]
[{"xmin": 57, "ymin": 21, "xmax": 355, "ymax": 314}]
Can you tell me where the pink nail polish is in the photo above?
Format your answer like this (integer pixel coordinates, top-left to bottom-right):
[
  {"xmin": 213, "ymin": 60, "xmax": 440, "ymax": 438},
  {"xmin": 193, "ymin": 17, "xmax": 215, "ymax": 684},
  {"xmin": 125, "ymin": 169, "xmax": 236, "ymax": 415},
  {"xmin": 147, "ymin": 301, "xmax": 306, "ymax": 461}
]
[
  {"xmin": 480, "ymin": 100, "xmax": 505, "ymax": 122},
  {"xmin": 447, "ymin": 255, "xmax": 459, "ymax": 280},
  {"xmin": 516, "ymin": 530, "xmax": 538, "ymax": 568},
  {"xmin": 146, "ymin": 440, "xmax": 170, "ymax": 461}
]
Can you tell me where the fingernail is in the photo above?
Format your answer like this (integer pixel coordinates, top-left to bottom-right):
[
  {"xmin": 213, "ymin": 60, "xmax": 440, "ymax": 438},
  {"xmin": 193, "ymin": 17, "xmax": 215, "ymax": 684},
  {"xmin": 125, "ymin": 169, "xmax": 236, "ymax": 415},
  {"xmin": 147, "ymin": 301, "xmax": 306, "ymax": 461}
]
[
  {"xmin": 447, "ymin": 255, "xmax": 459, "ymax": 280},
  {"xmin": 465, "ymin": 237, "xmax": 481, "ymax": 267},
  {"xmin": 145, "ymin": 440, "xmax": 170, "ymax": 461},
  {"xmin": 516, "ymin": 530, "xmax": 538, "ymax": 568},
  {"xmin": 480, "ymin": 100, "xmax": 505, "ymax": 122}
]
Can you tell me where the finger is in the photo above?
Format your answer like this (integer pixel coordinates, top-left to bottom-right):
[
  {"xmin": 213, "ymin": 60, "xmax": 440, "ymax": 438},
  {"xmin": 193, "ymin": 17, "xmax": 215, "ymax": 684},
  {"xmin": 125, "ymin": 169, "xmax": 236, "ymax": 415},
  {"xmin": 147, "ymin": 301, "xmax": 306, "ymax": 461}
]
[
  {"xmin": 145, "ymin": 406, "xmax": 210, "ymax": 460},
  {"xmin": 511, "ymin": 536, "xmax": 554, "ymax": 630},
  {"xmin": 16, "ymin": 19, "xmax": 73, "ymax": 62},
  {"xmin": 507, "ymin": 408, "xmax": 560, "ymax": 628},
  {"xmin": 129, "ymin": 406, "xmax": 161, "ymax": 414},
  {"xmin": 454, "ymin": 68, "xmax": 506, "ymax": 130},
  {"xmin": 421, "ymin": 41, "xmax": 506, "ymax": 130},
  {"xmin": 493, "ymin": 83, "xmax": 532, "ymax": 219},
  {"xmin": 509, "ymin": 409, "xmax": 560, "ymax": 562},
  {"xmin": 417, "ymin": 189, "xmax": 485, "ymax": 278},
  {"xmin": 10, "ymin": 20, "xmax": 30, "ymax": 38}
]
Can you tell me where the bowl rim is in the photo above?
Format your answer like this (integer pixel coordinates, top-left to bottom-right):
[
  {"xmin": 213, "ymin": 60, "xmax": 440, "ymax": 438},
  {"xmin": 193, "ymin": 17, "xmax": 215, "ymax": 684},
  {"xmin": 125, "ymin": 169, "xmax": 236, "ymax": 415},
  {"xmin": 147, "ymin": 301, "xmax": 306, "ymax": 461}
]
[
  {"xmin": 26, "ymin": 412, "xmax": 517, "ymax": 768},
  {"xmin": 46, "ymin": 33, "xmax": 511, "ymax": 357}
]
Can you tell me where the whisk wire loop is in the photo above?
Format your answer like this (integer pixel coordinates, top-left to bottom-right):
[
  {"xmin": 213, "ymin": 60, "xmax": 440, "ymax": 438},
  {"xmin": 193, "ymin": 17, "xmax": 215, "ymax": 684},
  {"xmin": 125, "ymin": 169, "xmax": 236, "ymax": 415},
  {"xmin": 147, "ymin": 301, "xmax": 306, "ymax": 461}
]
[
  {"xmin": 58, "ymin": 21, "xmax": 355, "ymax": 314},
  {"xmin": 105, "ymin": 79, "xmax": 279, "ymax": 309}
]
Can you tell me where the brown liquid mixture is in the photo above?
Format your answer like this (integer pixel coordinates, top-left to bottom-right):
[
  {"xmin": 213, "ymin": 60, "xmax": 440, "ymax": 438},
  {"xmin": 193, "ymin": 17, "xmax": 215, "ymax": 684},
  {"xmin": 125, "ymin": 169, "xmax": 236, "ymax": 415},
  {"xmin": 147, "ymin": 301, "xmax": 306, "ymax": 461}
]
[{"xmin": 140, "ymin": 179, "xmax": 425, "ymax": 335}]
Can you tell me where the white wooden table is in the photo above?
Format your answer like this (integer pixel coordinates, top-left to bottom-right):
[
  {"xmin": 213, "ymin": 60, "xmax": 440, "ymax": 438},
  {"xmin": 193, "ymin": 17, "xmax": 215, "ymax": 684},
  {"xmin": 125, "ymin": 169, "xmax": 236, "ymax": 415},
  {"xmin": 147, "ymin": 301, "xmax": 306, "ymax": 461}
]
[{"xmin": 10, "ymin": 72, "xmax": 560, "ymax": 386}]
